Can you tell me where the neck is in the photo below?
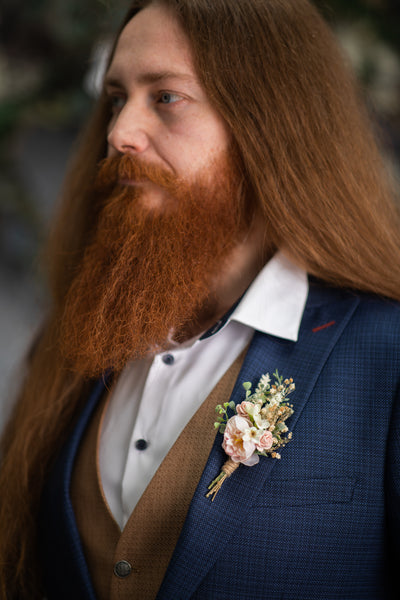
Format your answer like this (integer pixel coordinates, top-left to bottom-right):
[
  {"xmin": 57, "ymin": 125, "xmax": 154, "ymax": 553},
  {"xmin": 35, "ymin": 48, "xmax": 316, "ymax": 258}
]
[{"xmin": 175, "ymin": 214, "xmax": 273, "ymax": 342}]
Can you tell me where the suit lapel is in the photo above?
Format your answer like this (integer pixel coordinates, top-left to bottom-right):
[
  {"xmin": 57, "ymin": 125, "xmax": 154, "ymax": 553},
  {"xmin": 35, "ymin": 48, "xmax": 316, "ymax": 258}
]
[{"xmin": 157, "ymin": 284, "xmax": 360, "ymax": 599}]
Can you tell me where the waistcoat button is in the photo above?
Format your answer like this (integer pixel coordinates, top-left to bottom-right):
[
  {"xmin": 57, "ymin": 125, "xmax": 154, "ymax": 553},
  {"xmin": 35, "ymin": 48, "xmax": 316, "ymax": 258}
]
[{"xmin": 114, "ymin": 560, "xmax": 132, "ymax": 578}]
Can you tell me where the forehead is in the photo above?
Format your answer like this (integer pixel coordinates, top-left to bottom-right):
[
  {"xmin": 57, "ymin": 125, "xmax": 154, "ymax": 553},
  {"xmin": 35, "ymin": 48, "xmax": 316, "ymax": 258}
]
[{"xmin": 107, "ymin": 3, "xmax": 196, "ymax": 84}]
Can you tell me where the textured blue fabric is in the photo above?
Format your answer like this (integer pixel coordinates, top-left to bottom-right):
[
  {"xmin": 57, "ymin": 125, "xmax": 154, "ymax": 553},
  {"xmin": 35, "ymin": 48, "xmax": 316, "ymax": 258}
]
[
  {"xmin": 38, "ymin": 376, "xmax": 111, "ymax": 600},
  {"xmin": 39, "ymin": 282, "xmax": 400, "ymax": 599}
]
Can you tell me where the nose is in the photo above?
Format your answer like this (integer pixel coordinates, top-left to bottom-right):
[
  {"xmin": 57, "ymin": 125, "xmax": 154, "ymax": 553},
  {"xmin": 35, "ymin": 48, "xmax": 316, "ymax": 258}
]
[{"xmin": 107, "ymin": 103, "xmax": 151, "ymax": 156}]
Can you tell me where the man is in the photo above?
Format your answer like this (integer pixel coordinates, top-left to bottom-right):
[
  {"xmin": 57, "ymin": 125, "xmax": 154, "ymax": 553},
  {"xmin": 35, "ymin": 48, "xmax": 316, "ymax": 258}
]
[{"xmin": 0, "ymin": 0, "xmax": 399, "ymax": 598}]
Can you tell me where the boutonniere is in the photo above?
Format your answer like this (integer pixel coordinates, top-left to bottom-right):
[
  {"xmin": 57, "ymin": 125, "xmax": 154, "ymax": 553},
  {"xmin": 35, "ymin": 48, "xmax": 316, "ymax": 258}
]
[{"xmin": 206, "ymin": 370, "xmax": 295, "ymax": 500}]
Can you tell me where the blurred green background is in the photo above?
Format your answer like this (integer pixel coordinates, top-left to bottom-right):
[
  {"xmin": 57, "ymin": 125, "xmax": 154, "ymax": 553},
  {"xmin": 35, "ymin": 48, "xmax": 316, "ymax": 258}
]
[{"xmin": 0, "ymin": 0, "xmax": 399, "ymax": 416}]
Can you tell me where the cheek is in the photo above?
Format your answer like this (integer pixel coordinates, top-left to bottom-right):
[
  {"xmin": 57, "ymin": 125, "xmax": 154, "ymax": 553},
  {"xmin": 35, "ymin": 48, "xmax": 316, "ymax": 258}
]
[
  {"xmin": 193, "ymin": 110, "xmax": 231, "ymax": 154},
  {"xmin": 107, "ymin": 145, "xmax": 118, "ymax": 158},
  {"xmin": 166, "ymin": 120, "xmax": 231, "ymax": 173},
  {"xmin": 106, "ymin": 117, "xmax": 119, "ymax": 158},
  {"xmin": 207, "ymin": 119, "xmax": 232, "ymax": 154}
]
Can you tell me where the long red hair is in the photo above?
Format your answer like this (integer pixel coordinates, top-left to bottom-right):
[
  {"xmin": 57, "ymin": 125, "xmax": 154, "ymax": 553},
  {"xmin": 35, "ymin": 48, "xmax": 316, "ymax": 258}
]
[{"xmin": 1, "ymin": 0, "xmax": 400, "ymax": 597}]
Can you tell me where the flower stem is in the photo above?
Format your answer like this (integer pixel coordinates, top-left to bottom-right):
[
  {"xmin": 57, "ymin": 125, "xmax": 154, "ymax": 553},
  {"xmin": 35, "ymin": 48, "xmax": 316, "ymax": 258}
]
[{"xmin": 206, "ymin": 459, "xmax": 239, "ymax": 501}]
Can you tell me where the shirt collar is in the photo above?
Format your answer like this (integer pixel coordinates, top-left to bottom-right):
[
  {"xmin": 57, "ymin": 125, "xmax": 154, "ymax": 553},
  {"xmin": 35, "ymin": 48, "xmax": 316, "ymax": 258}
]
[{"xmin": 229, "ymin": 250, "xmax": 308, "ymax": 342}]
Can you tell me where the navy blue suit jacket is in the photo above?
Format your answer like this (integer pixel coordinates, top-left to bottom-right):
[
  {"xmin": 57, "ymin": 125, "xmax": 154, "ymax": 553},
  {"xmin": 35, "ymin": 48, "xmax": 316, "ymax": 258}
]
[{"xmin": 39, "ymin": 281, "xmax": 400, "ymax": 599}]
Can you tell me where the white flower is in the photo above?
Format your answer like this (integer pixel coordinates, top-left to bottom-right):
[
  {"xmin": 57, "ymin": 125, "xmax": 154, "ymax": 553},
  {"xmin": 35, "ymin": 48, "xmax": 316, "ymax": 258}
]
[
  {"xmin": 256, "ymin": 373, "xmax": 270, "ymax": 392},
  {"xmin": 246, "ymin": 403, "xmax": 261, "ymax": 419},
  {"xmin": 243, "ymin": 426, "xmax": 261, "ymax": 444},
  {"xmin": 243, "ymin": 403, "xmax": 269, "ymax": 429},
  {"xmin": 253, "ymin": 413, "xmax": 270, "ymax": 429}
]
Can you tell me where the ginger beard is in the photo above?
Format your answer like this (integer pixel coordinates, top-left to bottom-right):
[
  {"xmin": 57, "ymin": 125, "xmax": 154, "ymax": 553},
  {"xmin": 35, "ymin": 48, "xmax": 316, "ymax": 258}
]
[{"xmin": 60, "ymin": 152, "xmax": 250, "ymax": 377}]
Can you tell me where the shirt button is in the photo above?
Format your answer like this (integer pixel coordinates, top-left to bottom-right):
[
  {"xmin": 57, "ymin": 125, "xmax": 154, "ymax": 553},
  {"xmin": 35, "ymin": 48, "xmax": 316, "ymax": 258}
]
[
  {"xmin": 162, "ymin": 353, "xmax": 174, "ymax": 365},
  {"xmin": 114, "ymin": 560, "xmax": 132, "ymax": 578},
  {"xmin": 135, "ymin": 439, "xmax": 148, "ymax": 451}
]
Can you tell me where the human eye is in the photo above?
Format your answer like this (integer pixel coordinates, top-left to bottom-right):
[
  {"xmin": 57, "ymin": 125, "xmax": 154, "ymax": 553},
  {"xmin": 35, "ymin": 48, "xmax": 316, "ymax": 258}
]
[
  {"xmin": 157, "ymin": 91, "xmax": 183, "ymax": 105},
  {"xmin": 107, "ymin": 93, "xmax": 126, "ymax": 114}
]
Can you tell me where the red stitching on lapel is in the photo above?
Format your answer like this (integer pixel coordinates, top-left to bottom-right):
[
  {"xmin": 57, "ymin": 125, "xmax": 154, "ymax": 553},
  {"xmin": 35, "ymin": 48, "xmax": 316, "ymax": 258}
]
[{"xmin": 312, "ymin": 320, "xmax": 336, "ymax": 333}]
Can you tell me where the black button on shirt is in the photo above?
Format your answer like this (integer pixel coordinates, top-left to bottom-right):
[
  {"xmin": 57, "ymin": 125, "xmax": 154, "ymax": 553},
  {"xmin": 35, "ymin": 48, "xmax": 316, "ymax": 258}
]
[
  {"xmin": 135, "ymin": 439, "xmax": 148, "ymax": 451},
  {"xmin": 162, "ymin": 353, "xmax": 175, "ymax": 365}
]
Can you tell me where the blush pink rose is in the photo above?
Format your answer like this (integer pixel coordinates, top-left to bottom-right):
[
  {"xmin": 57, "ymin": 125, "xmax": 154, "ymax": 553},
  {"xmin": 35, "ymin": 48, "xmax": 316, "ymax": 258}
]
[
  {"xmin": 256, "ymin": 430, "xmax": 273, "ymax": 451},
  {"xmin": 222, "ymin": 415, "xmax": 259, "ymax": 466}
]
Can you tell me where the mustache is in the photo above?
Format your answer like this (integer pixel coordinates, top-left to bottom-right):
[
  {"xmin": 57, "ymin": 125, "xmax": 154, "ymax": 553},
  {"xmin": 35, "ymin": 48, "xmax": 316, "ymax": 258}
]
[{"xmin": 95, "ymin": 154, "xmax": 178, "ymax": 192}]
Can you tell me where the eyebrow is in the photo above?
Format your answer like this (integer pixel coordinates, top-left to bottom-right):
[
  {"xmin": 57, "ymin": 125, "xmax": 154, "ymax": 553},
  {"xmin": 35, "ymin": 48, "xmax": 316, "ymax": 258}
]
[{"xmin": 104, "ymin": 70, "xmax": 197, "ymax": 88}]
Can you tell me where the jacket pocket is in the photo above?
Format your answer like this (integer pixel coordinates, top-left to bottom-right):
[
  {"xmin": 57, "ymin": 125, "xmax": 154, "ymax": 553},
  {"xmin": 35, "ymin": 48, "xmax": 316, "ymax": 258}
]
[{"xmin": 252, "ymin": 476, "xmax": 357, "ymax": 507}]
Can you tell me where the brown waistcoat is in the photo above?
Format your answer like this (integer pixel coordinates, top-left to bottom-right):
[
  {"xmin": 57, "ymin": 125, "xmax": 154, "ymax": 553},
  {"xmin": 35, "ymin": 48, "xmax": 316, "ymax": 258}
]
[{"xmin": 70, "ymin": 349, "xmax": 246, "ymax": 600}]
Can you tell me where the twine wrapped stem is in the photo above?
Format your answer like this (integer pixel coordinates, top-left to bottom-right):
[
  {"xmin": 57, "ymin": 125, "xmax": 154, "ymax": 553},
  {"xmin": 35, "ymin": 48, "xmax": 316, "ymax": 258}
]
[{"xmin": 206, "ymin": 458, "xmax": 239, "ymax": 501}]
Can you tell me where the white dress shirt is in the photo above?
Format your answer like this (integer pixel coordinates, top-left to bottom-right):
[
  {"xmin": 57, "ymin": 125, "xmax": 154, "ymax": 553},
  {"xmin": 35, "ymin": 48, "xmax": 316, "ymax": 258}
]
[{"xmin": 99, "ymin": 251, "xmax": 308, "ymax": 529}]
